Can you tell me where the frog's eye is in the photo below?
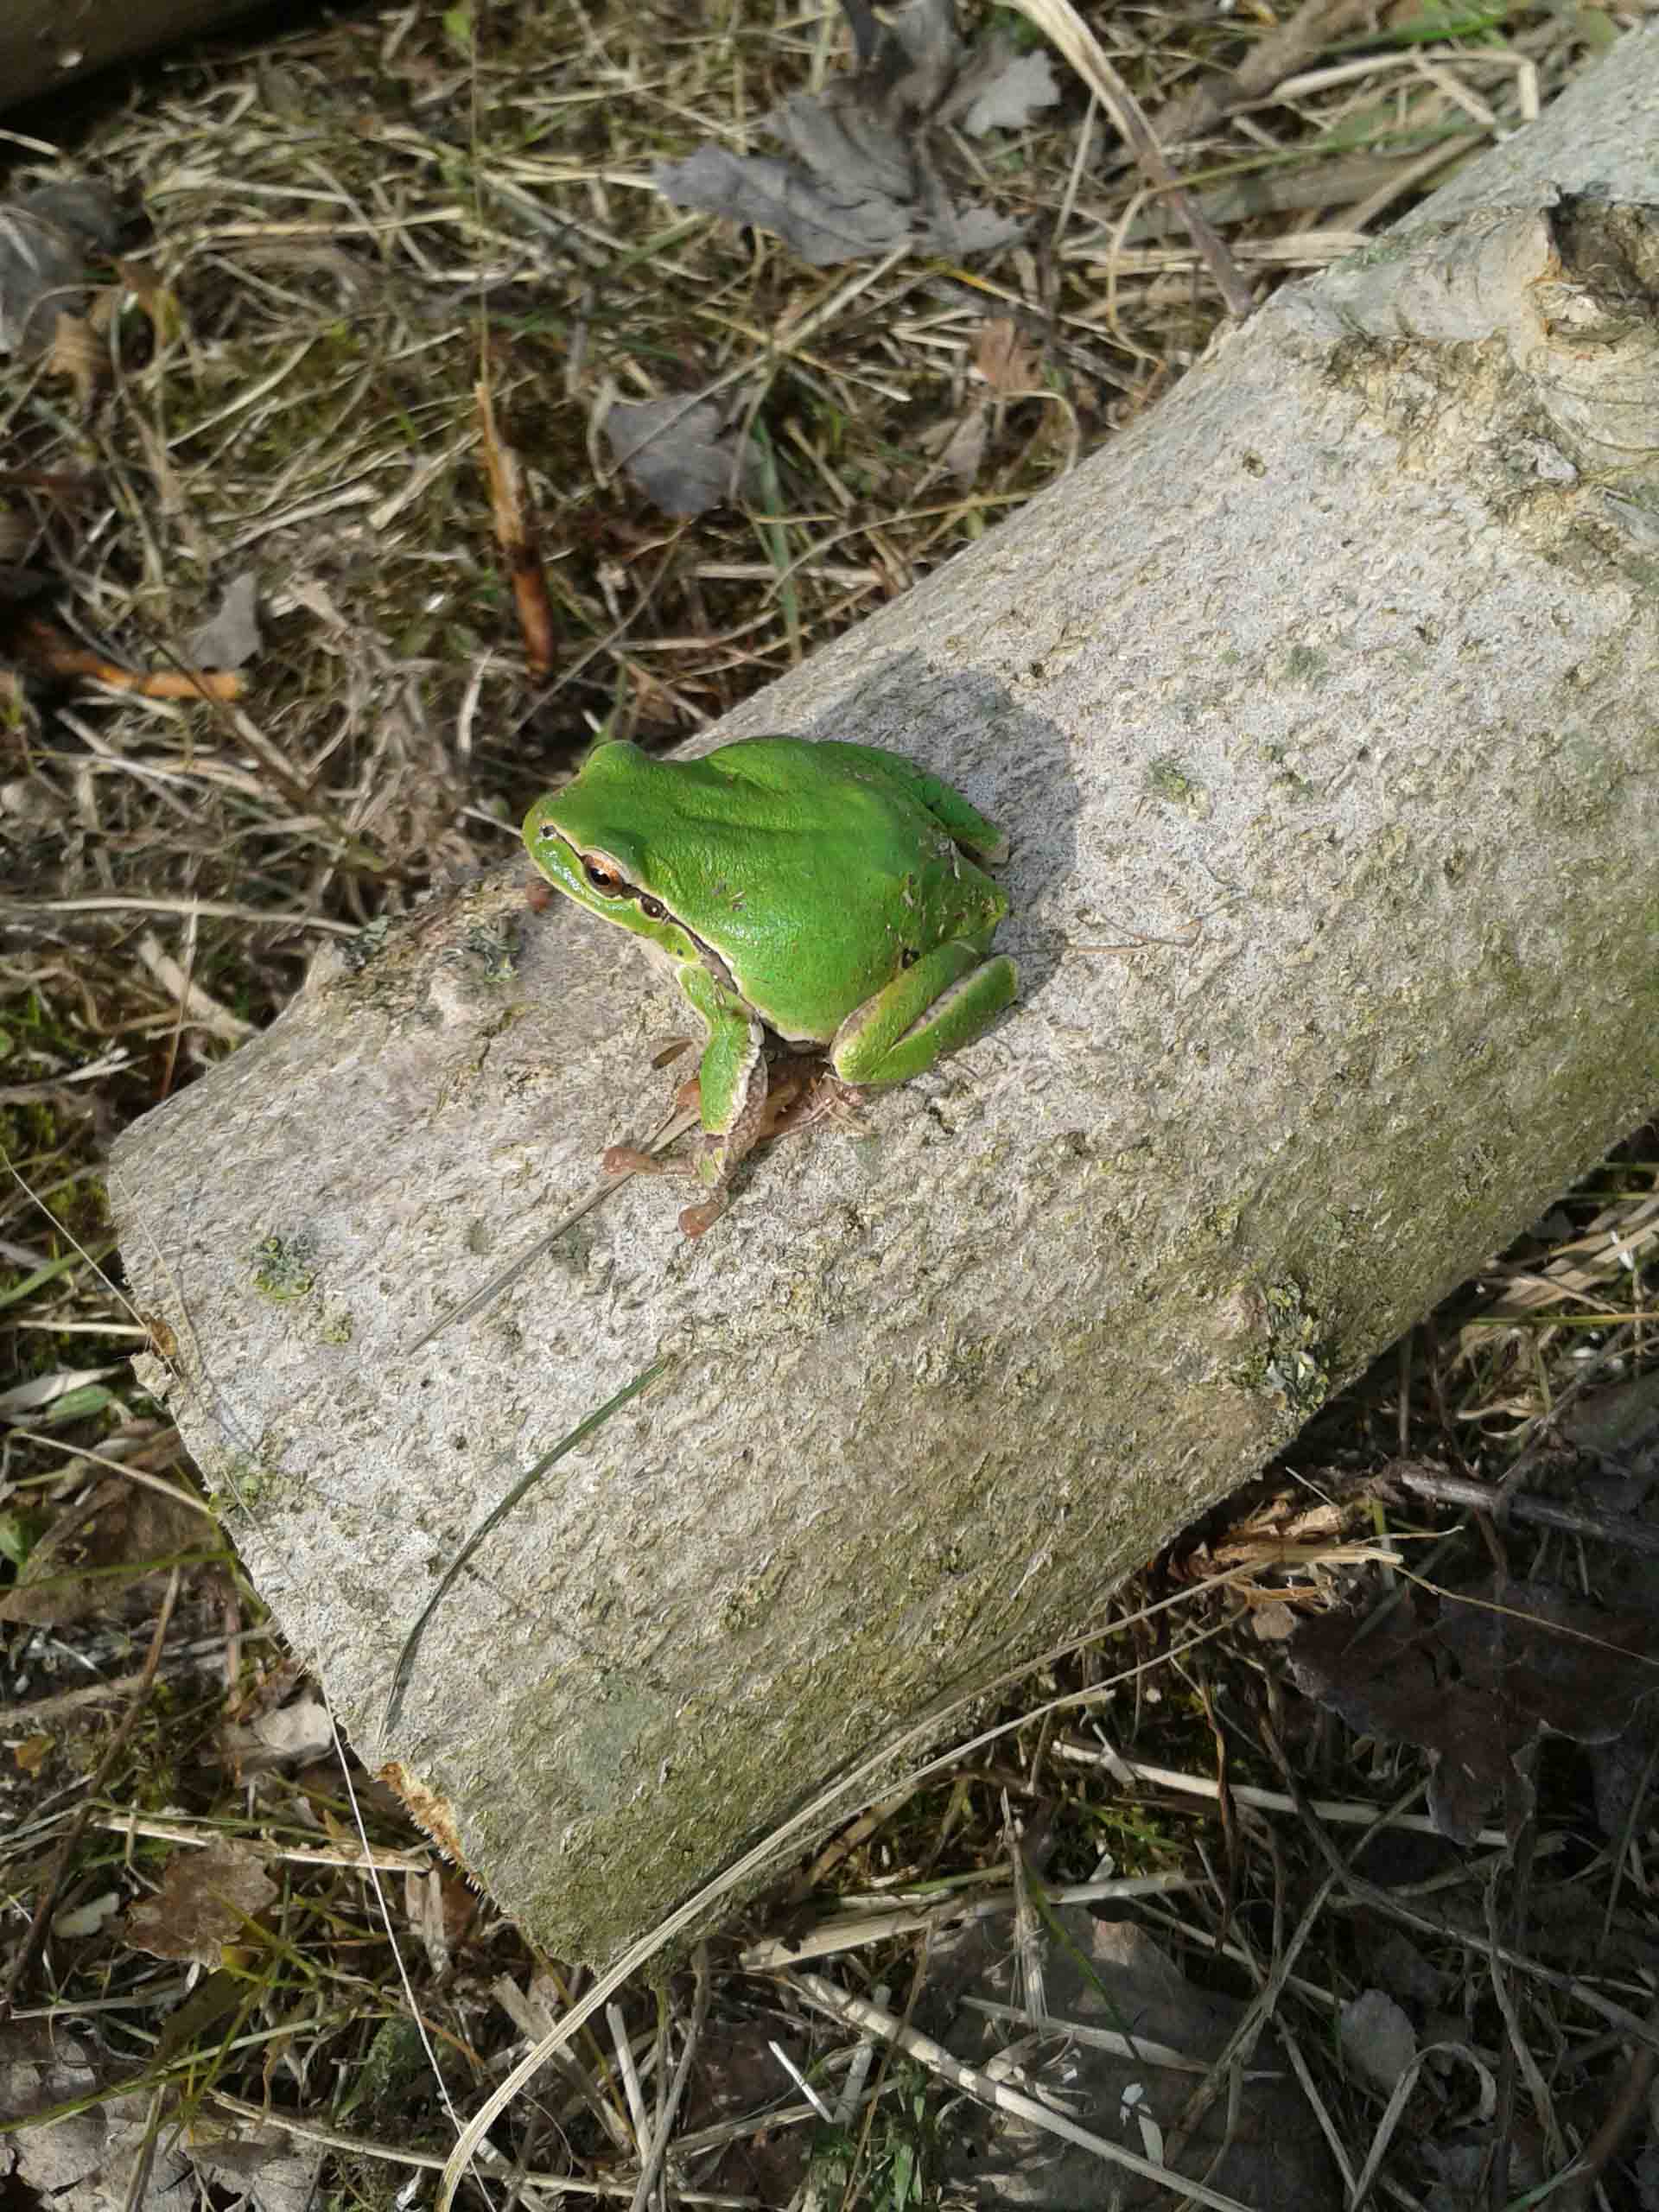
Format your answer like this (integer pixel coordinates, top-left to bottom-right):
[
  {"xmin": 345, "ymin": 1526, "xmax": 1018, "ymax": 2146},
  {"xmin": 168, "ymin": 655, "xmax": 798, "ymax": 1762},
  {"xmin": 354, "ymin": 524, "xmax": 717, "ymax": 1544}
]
[
  {"xmin": 583, "ymin": 860, "xmax": 624, "ymax": 893},
  {"xmin": 639, "ymin": 896, "xmax": 666, "ymax": 921}
]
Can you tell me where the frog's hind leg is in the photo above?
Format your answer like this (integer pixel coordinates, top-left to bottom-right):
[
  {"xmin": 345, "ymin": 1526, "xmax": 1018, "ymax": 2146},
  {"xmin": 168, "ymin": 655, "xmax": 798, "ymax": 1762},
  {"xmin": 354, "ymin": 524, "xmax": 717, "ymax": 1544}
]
[{"xmin": 831, "ymin": 941, "xmax": 1018, "ymax": 1086}]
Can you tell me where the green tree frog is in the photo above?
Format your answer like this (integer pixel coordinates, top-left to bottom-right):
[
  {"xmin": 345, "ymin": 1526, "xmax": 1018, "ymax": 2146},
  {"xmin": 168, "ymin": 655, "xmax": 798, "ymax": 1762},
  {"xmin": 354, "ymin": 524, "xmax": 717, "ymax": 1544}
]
[{"xmin": 524, "ymin": 735, "xmax": 1018, "ymax": 1233}]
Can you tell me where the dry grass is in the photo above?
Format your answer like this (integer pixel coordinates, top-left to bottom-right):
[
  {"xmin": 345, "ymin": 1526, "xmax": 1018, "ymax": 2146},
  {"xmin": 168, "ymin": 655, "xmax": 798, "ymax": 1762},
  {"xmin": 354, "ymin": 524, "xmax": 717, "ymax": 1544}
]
[{"xmin": 3, "ymin": 0, "xmax": 1659, "ymax": 2206}]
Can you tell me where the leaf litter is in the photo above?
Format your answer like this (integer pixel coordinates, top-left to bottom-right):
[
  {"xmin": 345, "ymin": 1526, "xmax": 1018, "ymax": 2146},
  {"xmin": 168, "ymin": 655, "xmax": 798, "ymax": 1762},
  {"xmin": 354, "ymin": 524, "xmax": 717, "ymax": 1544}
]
[
  {"xmin": 182, "ymin": 572, "xmax": 262, "ymax": 673},
  {"xmin": 123, "ymin": 1837, "xmax": 277, "ymax": 1966},
  {"xmin": 653, "ymin": 0, "xmax": 1057, "ymax": 267},
  {"xmin": 1289, "ymin": 1573, "xmax": 1659, "ymax": 1844},
  {"xmin": 2, "ymin": 2016, "xmax": 323, "ymax": 2212},
  {"xmin": 0, "ymin": 181, "xmax": 123, "ymax": 357},
  {"xmin": 603, "ymin": 392, "xmax": 766, "ymax": 518},
  {"xmin": 925, "ymin": 1901, "xmax": 1341, "ymax": 2209}
]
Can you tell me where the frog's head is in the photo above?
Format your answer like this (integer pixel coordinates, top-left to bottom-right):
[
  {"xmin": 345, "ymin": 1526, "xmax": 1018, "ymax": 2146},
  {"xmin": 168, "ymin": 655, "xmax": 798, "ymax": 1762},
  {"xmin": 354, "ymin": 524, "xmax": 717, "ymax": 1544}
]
[{"xmin": 524, "ymin": 746, "xmax": 700, "ymax": 962}]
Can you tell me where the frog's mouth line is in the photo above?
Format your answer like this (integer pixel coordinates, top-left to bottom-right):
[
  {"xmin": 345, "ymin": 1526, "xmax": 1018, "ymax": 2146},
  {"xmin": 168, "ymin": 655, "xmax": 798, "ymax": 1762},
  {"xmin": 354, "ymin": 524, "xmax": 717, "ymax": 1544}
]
[{"xmin": 566, "ymin": 850, "xmax": 741, "ymax": 1001}]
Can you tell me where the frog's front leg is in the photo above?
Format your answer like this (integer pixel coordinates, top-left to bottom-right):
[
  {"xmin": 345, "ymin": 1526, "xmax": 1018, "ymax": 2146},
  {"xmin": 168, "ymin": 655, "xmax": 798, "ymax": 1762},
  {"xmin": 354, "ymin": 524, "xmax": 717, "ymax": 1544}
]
[
  {"xmin": 830, "ymin": 938, "xmax": 1018, "ymax": 1086},
  {"xmin": 671, "ymin": 963, "xmax": 768, "ymax": 1235}
]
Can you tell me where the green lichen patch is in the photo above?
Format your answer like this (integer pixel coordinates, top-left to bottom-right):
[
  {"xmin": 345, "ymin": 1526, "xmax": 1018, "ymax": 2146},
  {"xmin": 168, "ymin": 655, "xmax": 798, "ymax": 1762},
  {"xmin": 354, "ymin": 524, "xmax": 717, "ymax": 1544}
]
[
  {"xmin": 457, "ymin": 920, "xmax": 519, "ymax": 983},
  {"xmin": 202, "ymin": 1450, "xmax": 283, "ymax": 1516},
  {"xmin": 1232, "ymin": 1277, "xmax": 1333, "ymax": 1418},
  {"xmin": 1143, "ymin": 754, "xmax": 1209, "ymax": 816},
  {"xmin": 1281, "ymin": 642, "xmax": 1330, "ymax": 685},
  {"xmin": 250, "ymin": 1233, "xmax": 318, "ymax": 1303}
]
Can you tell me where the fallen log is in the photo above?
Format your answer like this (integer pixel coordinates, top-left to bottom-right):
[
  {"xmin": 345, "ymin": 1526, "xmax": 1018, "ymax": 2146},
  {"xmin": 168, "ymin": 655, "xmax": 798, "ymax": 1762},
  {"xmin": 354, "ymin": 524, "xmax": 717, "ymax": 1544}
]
[{"xmin": 113, "ymin": 29, "xmax": 1659, "ymax": 1961}]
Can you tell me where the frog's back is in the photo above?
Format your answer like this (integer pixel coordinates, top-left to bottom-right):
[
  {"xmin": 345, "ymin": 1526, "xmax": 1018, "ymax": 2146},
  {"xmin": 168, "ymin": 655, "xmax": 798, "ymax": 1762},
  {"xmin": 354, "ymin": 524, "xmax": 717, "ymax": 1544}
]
[
  {"xmin": 702, "ymin": 737, "xmax": 1007, "ymax": 860},
  {"xmin": 668, "ymin": 739, "xmax": 1008, "ymax": 1042},
  {"xmin": 547, "ymin": 737, "xmax": 1008, "ymax": 1045}
]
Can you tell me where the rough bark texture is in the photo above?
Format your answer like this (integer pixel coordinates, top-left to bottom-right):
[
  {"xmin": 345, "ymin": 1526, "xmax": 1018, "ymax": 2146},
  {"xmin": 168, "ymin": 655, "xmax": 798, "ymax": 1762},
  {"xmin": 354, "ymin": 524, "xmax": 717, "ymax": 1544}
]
[
  {"xmin": 113, "ymin": 32, "xmax": 1659, "ymax": 1962},
  {"xmin": 0, "ymin": 0, "xmax": 262, "ymax": 112}
]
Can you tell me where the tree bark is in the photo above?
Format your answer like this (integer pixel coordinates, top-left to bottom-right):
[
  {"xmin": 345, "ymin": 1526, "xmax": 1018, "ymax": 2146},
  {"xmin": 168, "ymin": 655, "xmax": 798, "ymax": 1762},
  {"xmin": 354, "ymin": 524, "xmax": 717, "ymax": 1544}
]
[
  {"xmin": 1, "ymin": 0, "xmax": 264, "ymax": 113},
  {"xmin": 112, "ymin": 30, "xmax": 1659, "ymax": 1963}
]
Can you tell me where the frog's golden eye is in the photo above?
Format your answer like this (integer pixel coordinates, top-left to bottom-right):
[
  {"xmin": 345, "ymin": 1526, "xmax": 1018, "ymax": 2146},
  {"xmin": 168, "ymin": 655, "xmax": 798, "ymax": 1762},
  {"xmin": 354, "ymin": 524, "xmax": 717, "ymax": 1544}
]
[{"xmin": 583, "ymin": 859, "xmax": 624, "ymax": 893}]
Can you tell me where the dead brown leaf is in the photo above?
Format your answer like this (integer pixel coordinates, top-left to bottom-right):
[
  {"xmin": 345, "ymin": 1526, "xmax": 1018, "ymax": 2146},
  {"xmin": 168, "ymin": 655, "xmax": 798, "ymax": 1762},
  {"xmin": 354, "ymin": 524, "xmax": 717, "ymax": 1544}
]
[
  {"xmin": 221, "ymin": 1692, "xmax": 334, "ymax": 1776},
  {"xmin": 185, "ymin": 573, "xmax": 263, "ymax": 672},
  {"xmin": 0, "ymin": 1479, "xmax": 207, "ymax": 1629},
  {"xmin": 1288, "ymin": 1575, "xmax": 1659, "ymax": 1843},
  {"xmin": 652, "ymin": 0, "xmax": 1051, "ymax": 267},
  {"xmin": 605, "ymin": 393, "xmax": 764, "ymax": 518},
  {"xmin": 122, "ymin": 1838, "xmax": 277, "ymax": 1966},
  {"xmin": 975, "ymin": 316, "xmax": 1042, "ymax": 395}
]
